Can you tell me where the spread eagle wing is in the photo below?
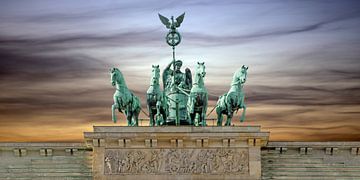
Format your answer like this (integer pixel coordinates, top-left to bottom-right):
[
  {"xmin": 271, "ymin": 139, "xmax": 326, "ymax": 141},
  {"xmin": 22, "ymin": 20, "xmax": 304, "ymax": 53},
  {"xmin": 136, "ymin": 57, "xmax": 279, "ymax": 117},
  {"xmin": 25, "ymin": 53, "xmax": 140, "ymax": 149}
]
[
  {"xmin": 158, "ymin": 13, "xmax": 171, "ymax": 29},
  {"xmin": 185, "ymin": 67, "xmax": 192, "ymax": 90},
  {"xmin": 175, "ymin": 12, "xmax": 185, "ymax": 28}
]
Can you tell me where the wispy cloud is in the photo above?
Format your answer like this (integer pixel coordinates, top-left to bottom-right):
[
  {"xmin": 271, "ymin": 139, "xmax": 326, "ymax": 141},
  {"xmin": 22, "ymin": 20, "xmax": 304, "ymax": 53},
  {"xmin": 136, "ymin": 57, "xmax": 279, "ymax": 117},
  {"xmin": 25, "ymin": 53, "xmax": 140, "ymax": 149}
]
[{"xmin": 0, "ymin": 0, "xmax": 360, "ymax": 142}]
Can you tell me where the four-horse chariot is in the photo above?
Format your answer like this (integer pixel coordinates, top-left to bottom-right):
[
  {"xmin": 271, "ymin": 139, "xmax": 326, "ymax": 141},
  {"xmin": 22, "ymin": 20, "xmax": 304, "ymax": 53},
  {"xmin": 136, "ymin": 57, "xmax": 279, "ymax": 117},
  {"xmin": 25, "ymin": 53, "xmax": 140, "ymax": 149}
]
[{"xmin": 110, "ymin": 13, "xmax": 248, "ymax": 126}]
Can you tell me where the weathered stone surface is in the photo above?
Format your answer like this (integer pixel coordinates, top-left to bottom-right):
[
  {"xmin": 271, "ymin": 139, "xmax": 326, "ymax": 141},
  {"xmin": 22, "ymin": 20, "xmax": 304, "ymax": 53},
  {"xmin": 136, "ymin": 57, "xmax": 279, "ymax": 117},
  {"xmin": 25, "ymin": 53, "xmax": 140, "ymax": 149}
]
[
  {"xmin": 104, "ymin": 148, "xmax": 248, "ymax": 175},
  {"xmin": 262, "ymin": 141, "xmax": 360, "ymax": 179},
  {"xmin": 85, "ymin": 126, "xmax": 269, "ymax": 180},
  {"xmin": 0, "ymin": 143, "xmax": 92, "ymax": 180},
  {"xmin": 92, "ymin": 125, "xmax": 262, "ymax": 133}
]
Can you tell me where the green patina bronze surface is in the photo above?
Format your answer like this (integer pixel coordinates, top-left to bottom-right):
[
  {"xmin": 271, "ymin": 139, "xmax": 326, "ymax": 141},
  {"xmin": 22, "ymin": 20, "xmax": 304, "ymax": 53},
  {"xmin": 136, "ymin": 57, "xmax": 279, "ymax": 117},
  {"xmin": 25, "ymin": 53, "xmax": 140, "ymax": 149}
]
[
  {"xmin": 110, "ymin": 68, "xmax": 141, "ymax": 126},
  {"xmin": 109, "ymin": 13, "xmax": 248, "ymax": 126},
  {"xmin": 159, "ymin": 13, "xmax": 184, "ymax": 47},
  {"xmin": 159, "ymin": 12, "xmax": 193, "ymax": 125},
  {"xmin": 187, "ymin": 62, "xmax": 208, "ymax": 126},
  {"xmin": 215, "ymin": 65, "xmax": 248, "ymax": 126},
  {"xmin": 162, "ymin": 60, "xmax": 192, "ymax": 125},
  {"xmin": 146, "ymin": 65, "xmax": 166, "ymax": 126}
]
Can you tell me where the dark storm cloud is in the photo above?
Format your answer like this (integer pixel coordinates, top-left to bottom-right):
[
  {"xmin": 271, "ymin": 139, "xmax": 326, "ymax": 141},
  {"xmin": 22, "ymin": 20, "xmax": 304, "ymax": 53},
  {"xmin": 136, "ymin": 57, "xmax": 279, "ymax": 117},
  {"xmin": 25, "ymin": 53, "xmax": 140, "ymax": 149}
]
[
  {"xmin": 0, "ymin": 50, "xmax": 105, "ymax": 80},
  {"xmin": 0, "ymin": 0, "xmax": 176, "ymax": 23},
  {"xmin": 247, "ymin": 85, "xmax": 360, "ymax": 106},
  {"xmin": 0, "ymin": 88, "xmax": 112, "ymax": 109},
  {"xmin": 252, "ymin": 69, "xmax": 360, "ymax": 81},
  {"xmin": 3, "ymin": 3, "xmax": 359, "ymax": 51},
  {"xmin": 0, "ymin": 28, "xmax": 168, "ymax": 83},
  {"xmin": 327, "ymin": 69, "xmax": 360, "ymax": 80},
  {"xmin": 0, "ymin": 0, "xmax": 278, "ymax": 24},
  {"xmin": 0, "ymin": 29, "xmax": 163, "ymax": 51},
  {"xmin": 2, "ymin": 6, "xmax": 359, "ymax": 58},
  {"xmin": 0, "ymin": 32, "xmax": 113, "ymax": 121},
  {"xmin": 0, "ymin": 29, "xmax": 156, "ymax": 122},
  {"xmin": 247, "ymin": 68, "xmax": 360, "ymax": 106},
  {"xmin": 186, "ymin": 10, "xmax": 360, "ymax": 46}
]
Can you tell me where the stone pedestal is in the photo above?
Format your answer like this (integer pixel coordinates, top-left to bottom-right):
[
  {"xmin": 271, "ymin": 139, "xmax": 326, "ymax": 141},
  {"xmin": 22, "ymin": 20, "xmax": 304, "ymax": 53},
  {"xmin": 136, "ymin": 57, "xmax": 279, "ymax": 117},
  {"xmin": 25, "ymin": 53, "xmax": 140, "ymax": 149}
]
[{"xmin": 84, "ymin": 126, "xmax": 269, "ymax": 180}]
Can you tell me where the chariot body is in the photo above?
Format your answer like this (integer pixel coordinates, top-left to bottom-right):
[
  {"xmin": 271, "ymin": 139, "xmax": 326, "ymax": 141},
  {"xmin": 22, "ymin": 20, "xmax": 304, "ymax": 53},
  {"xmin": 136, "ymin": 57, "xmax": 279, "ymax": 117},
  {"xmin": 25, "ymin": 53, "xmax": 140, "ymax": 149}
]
[{"xmin": 162, "ymin": 60, "xmax": 193, "ymax": 125}]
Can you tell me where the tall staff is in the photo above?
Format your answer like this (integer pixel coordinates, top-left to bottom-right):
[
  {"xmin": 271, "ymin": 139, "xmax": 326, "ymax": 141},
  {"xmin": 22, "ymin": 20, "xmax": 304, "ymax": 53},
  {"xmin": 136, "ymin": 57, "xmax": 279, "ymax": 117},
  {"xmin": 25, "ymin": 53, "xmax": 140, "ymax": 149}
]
[{"xmin": 159, "ymin": 12, "xmax": 185, "ymax": 125}]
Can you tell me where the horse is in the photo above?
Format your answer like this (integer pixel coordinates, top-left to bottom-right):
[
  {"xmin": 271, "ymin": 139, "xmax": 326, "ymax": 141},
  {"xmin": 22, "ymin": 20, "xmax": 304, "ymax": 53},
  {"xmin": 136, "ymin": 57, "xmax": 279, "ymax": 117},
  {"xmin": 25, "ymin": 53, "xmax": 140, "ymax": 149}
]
[
  {"xmin": 215, "ymin": 65, "xmax": 248, "ymax": 126},
  {"xmin": 110, "ymin": 67, "xmax": 141, "ymax": 126},
  {"xmin": 187, "ymin": 62, "xmax": 208, "ymax": 126},
  {"xmin": 146, "ymin": 65, "xmax": 166, "ymax": 126}
]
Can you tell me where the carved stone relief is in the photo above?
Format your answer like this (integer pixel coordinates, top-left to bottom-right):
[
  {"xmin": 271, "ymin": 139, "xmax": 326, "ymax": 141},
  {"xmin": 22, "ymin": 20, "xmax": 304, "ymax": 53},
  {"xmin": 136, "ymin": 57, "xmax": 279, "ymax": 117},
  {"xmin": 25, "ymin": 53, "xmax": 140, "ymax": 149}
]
[{"xmin": 104, "ymin": 148, "xmax": 248, "ymax": 175}]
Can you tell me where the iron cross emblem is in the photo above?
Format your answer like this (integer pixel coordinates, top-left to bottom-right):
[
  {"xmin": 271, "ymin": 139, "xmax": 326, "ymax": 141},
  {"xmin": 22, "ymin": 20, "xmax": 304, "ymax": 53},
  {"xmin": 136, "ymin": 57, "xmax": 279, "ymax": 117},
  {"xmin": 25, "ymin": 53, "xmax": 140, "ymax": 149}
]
[{"xmin": 166, "ymin": 31, "xmax": 181, "ymax": 46}]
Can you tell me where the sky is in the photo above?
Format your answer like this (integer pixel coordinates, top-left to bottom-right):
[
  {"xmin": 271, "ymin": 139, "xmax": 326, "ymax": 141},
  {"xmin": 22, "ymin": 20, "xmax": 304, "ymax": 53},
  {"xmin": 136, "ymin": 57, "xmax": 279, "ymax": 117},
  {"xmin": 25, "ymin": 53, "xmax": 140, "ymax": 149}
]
[{"xmin": 0, "ymin": 0, "xmax": 360, "ymax": 142}]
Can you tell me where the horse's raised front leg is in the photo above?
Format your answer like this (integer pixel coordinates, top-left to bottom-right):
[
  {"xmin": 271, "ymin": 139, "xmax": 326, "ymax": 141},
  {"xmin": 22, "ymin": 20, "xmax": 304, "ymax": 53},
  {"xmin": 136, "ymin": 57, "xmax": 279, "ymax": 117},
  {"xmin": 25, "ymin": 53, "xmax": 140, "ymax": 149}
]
[
  {"xmin": 240, "ymin": 104, "xmax": 246, "ymax": 122},
  {"xmin": 111, "ymin": 104, "xmax": 118, "ymax": 123},
  {"xmin": 216, "ymin": 107, "xmax": 223, "ymax": 126}
]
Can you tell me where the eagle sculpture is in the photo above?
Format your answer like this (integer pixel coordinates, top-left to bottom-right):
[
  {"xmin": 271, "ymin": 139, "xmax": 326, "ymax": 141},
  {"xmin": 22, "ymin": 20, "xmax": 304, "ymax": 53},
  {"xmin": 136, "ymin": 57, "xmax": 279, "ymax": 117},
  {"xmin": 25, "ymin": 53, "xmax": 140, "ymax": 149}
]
[{"xmin": 158, "ymin": 12, "xmax": 185, "ymax": 30}]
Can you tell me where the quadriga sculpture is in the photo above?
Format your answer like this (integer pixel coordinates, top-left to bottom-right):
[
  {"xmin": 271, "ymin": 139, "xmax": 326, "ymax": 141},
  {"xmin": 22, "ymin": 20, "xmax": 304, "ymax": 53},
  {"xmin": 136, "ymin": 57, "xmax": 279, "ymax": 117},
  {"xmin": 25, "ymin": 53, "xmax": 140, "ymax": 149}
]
[
  {"xmin": 187, "ymin": 62, "xmax": 208, "ymax": 126},
  {"xmin": 146, "ymin": 65, "xmax": 166, "ymax": 126},
  {"xmin": 215, "ymin": 65, "xmax": 248, "ymax": 126},
  {"xmin": 110, "ymin": 67, "xmax": 141, "ymax": 126}
]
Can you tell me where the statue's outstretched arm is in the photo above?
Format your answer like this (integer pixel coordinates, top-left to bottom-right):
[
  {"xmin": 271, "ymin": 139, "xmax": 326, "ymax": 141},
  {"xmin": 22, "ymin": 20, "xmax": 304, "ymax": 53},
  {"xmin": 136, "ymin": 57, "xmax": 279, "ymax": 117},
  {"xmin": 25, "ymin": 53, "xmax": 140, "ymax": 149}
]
[
  {"xmin": 165, "ymin": 61, "xmax": 173, "ymax": 71},
  {"xmin": 162, "ymin": 61, "xmax": 173, "ymax": 90},
  {"xmin": 164, "ymin": 61, "xmax": 174, "ymax": 76}
]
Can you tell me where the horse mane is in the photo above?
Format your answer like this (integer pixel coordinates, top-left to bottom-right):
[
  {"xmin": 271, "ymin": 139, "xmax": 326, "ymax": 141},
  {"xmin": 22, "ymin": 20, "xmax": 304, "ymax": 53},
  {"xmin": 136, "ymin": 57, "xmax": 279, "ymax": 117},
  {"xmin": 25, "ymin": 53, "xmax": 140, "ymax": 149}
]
[
  {"xmin": 231, "ymin": 67, "xmax": 247, "ymax": 86},
  {"xmin": 113, "ymin": 68, "xmax": 127, "ymax": 87}
]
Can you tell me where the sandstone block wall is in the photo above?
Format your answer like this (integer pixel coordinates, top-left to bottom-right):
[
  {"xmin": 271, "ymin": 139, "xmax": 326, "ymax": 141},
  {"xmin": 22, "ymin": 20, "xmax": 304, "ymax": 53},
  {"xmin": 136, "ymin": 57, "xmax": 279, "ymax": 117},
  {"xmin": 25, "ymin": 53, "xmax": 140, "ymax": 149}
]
[
  {"xmin": 0, "ymin": 143, "xmax": 92, "ymax": 180},
  {"xmin": 262, "ymin": 142, "xmax": 360, "ymax": 180}
]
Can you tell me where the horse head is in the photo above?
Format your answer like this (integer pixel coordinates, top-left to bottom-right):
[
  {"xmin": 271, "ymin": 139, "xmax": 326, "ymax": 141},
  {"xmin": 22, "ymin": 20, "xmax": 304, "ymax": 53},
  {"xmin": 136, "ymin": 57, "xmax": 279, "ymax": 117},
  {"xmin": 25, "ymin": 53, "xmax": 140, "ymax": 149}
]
[
  {"xmin": 110, "ymin": 67, "xmax": 122, "ymax": 87},
  {"xmin": 239, "ymin": 65, "xmax": 248, "ymax": 84},
  {"xmin": 196, "ymin": 62, "xmax": 206, "ymax": 78},
  {"xmin": 151, "ymin": 65, "xmax": 160, "ymax": 85},
  {"xmin": 232, "ymin": 65, "xmax": 248, "ymax": 86}
]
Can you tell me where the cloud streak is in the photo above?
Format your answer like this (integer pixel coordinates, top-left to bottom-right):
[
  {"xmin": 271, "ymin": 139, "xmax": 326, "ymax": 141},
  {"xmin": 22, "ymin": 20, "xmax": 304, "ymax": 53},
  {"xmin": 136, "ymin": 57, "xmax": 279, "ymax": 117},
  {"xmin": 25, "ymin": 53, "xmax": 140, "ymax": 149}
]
[{"xmin": 0, "ymin": 0, "xmax": 360, "ymax": 142}]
